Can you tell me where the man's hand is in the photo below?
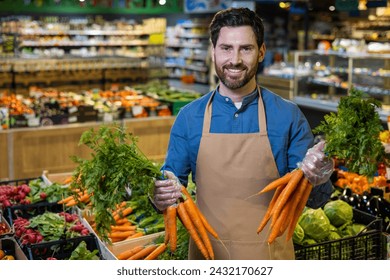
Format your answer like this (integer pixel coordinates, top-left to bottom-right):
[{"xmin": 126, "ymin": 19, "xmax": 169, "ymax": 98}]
[
  {"xmin": 153, "ymin": 171, "xmax": 182, "ymax": 211},
  {"xmin": 301, "ymin": 140, "xmax": 334, "ymax": 186}
]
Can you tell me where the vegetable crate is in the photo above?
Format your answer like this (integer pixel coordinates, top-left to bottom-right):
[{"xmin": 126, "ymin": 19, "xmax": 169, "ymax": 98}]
[
  {"xmin": 4, "ymin": 200, "xmax": 65, "ymax": 227},
  {"xmin": 0, "ymin": 237, "xmax": 28, "ymax": 260},
  {"xmin": 294, "ymin": 209, "xmax": 386, "ymax": 260},
  {"xmin": 0, "ymin": 176, "xmax": 41, "ymax": 187},
  {"xmin": 24, "ymin": 234, "xmax": 102, "ymax": 260},
  {"xmin": 0, "ymin": 211, "xmax": 13, "ymax": 237}
]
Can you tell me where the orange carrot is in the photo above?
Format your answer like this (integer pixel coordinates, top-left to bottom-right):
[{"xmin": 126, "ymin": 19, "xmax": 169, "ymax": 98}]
[
  {"xmin": 111, "ymin": 201, "xmax": 128, "ymax": 216},
  {"xmin": 271, "ymin": 169, "xmax": 304, "ymax": 223},
  {"xmin": 125, "ymin": 232, "xmax": 144, "ymax": 240},
  {"xmin": 108, "ymin": 230, "xmax": 136, "ymax": 239},
  {"xmin": 286, "ymin": 181, "xmax": 313, "ymax": 241},
  {"xmin": 258, "ymin": 172, "xmax": 293, "ymax": 194},
  {"xmin": 177, "ymin": 202, "xmax": 210, "ymax": 260},
  {"xmin": 110, "ymin": 237, "xmax": 126, "ymax": 243},
  {"xmin": 63, "ymin": 176, "xmax": 73, "ymax": 185},
  {"xmin": 128, "ymin": 244, "xmax": 158, "ymax": 260},
  {"xmin": 115, "ymin": 217, "xmax": 130, "ymax": 225},
  {"xmin": 79, "ymin": 193, "xmax": 91, "ymax": 203},
  {"xmin": 280, "ymin": 177, "xmax": 308, "ymax": 235},
  {"xmin": 267, "ymin": 197, "xmax": 292, "ymax": 244},
  {"xmin": 166, "ymin": 205, "xmax": 177, "ymax": 252},
  {"xmin": 110, "ymin": 225, "xmax": 137, "ymax": 231},
  {"xmin": 144, "ymin": 243, "xmax": 167, "ymax": 260},
  {"xmin": 181, "ymin": 185, "xmax": 219, "ymax": 240},
  {"xmin": 163, "ymin": 209, "xmax": 169, "ymax": 244},
  {"xmin": 113, "ymin": 207, "xmax": 133, "ymax": 221},
  {"xmin": 116, "ymin": 245, "xmax": 144, "ymax": 260},
  {"xmin": 65, "ymin": 198, "xmax": 78, "ymax": 207},
  {"xmin": 257, "ymin": 184, "xmax": 285, "ymax": 234},
  {"xmin": 183, "ymin": 198, "xmax": 214, "ymax": 259},
  {"xmin": 58, "ymin": 195, "xmax": 74, "ymax": 204}
]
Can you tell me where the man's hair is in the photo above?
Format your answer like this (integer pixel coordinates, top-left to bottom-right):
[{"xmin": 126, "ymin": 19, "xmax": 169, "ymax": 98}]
[{"xmin": 209, "ymin": 7, "xmax": 265, "ymax": 48}]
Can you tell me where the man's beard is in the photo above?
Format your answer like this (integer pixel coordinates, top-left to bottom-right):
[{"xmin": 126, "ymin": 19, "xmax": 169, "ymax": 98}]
[{"xmin": 215, "ymin": 63, "xmax": 258, "ymax": 89}]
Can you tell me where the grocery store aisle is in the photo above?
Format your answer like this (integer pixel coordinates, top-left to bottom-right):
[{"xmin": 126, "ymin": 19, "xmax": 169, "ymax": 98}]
[{"xmin": 168, "ymin": 79, "xmax": 211, "ymax": 95}]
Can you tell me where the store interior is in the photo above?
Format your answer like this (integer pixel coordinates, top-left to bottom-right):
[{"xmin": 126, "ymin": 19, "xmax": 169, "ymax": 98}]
[{"xmin": 0, "ymin": 0, "xmax": 390, "ymax": 261}]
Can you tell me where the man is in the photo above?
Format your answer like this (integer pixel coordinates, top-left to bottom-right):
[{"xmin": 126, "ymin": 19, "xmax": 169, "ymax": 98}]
[{"xmin": 153, "ymin": 7, "xmax": 333, "ymax": 260}]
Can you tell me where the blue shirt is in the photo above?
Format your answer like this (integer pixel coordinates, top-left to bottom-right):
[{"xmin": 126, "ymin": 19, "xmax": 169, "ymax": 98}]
[{"xmin": 163, "ymin": 86, "xmax": 333, "ymax": 208}]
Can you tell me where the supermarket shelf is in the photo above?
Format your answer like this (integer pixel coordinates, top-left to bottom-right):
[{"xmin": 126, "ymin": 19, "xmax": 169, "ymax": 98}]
[{"xmin": 293, "ymin": 96, "xmax": 390, "ymax": 124}]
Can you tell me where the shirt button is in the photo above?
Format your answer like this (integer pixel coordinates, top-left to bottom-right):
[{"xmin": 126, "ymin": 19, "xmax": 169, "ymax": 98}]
[
  {"xmin": 225, "ymin": 98, "xmax": 229, "ymax": 102},
  {"xmin": 234, "ymin": 113, "xmax": 239, "ymax": 118}
]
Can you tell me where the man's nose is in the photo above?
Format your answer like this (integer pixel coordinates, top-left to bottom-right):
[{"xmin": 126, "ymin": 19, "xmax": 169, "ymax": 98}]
[{"xmin": 230, "ymin": 51, "xmax": 242, "ymax": 64}]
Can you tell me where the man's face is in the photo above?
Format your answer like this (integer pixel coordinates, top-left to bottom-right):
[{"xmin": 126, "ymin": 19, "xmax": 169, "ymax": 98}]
[{"xmin": 212, "ymin": 26, "xmax": 265, "ymax": 90}]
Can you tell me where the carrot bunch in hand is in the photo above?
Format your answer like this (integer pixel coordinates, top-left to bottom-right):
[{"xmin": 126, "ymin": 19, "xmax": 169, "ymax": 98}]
[
  {"xmin": 256, "ymin": 169, "xmax": 313, "ymax": 244},
  {"xmin": 162, "ymin": 186, "xmax": 219, "ymax": 260}
]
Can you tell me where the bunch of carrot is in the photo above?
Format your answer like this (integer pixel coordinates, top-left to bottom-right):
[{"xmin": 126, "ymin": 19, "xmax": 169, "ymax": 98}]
[
  {"xmin": 116, "ymin": 185, "xmax": 220, "ymax": 260},
  {"xmin": 116, "ymin": 243, "xmax": 167, "ymax": 260},
  {"xmin": 162, "ymin": 186, "xmax": 219, "ymax": 260},
  {"xmin": 58, "ymin": 189, "xmax": 93, "ymax": 207},
  {"xmin": 256, "ymin": 168, "xmax": 313, "ymax": 244},
  {"xmin": 87, "ymin": 201, "xmax": 144, "ymax": 243}
]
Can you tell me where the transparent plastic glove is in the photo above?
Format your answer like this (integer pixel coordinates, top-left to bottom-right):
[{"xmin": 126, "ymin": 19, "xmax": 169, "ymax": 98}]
[
  {"xmin": 300, "ymin": 140, "xmax": 334, "ymax": 186},
  {"xmin": 153, "ymin": 170, "xmax": 182, "ymax": 211}
]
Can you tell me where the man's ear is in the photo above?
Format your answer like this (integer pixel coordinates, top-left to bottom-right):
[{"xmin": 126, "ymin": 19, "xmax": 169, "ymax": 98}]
[
  {"xmin": 258, "ymin": 43, "xmax": 266, "ymax": 63},
  {"xmin": 211, "ymin": 46, "xmax": 215, "ymax": 62}
]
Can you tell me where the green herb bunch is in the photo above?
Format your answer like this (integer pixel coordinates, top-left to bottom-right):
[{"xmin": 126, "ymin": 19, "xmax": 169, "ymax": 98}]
[
  {"xmin": 70, "ymin": 123, "xmax": 162, "ymax": 242},
  {"xmin": 313, "ymin": 88, "xmax": 385, "ymax": 178}
]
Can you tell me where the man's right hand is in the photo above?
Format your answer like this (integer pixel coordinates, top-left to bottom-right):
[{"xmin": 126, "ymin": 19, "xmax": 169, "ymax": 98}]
[{"xmin": 153, "ymin": 171, "xmax": 182, "ymax": 211}]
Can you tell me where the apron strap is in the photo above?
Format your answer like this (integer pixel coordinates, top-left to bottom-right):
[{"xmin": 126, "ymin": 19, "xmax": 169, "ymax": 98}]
[{"xmin": 202, "ymin": 86, "xmax": 268, "ymax": 136}]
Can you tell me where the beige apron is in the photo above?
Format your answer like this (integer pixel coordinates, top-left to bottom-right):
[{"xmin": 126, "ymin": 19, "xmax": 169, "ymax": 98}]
[{"xmin": 189, "ymin": 87, "xmax": 295, "ymax": 260}]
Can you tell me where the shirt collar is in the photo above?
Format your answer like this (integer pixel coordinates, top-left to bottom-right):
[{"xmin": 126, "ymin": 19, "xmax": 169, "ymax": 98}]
[{"xmin": 215, "ymin": 86, "xmax": 258, "ymax": 110}]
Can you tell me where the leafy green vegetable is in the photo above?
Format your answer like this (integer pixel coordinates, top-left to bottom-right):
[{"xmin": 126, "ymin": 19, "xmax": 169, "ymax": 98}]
[
  {"xmin": 299, "ymin": 208, "xmax": 331, "ymax": 242},
  {"xmin": 68, "ymin": 241, "xmax": 99, "ymax": 260},
  {"xmin": 70, "ymin": 123, "xmax": 162, "ymax": 242},
  {"xmin": 313, "ymin": 88, "xmax": 385, "ymax": 178},
  {"xmin": 327, "ymin": 231, "xmax": 341, "ymax": 241},
  {"xmin": 324, "ymin": 199, "xmax": 353, "ymax": 227},
  {"xmin": 337, "ymin": 222, "xmax": 354, "ymax": 238},
  {"xmin": 28, "ymin": 212, "xmax": 80, "ymax": 241},
  {"xmin": 293, "ymin": 223, "xmax": 305, "ymax": 245}
]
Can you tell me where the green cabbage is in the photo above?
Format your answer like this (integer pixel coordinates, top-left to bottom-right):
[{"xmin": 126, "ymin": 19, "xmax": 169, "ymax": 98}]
[
  {"xmin": 293, "ymin": 223, "xmax": 305, "ymax": 245},
  {"xmin": 327, "ymin": 231, "xmax": 341, "ymax": 241},
  {"xmin": 351, "ymin": 223, "xmax": 366, "ymax": 235},
  {"xmin": 299, "ymin": 208, "xmax": 331, "ymax": 242},
  {"xmin": 301, "ymin": 238, "xmax": 317, "ymax": 245},
  {"xmin": 324, "ymin": 200, "xmax": 353, "ymax": 227}
]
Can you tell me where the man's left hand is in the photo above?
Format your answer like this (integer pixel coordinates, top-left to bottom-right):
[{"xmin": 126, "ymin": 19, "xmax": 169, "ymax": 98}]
[{"xmin": 301, "ymin": 140, "xmax": 334, "ymax": 186}]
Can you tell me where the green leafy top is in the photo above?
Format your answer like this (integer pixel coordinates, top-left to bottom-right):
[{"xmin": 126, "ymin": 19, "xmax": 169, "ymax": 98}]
[
  {"xmin": 312, "ymin": 88, "xmax": 385, "ymax": 178},
  {"xmin": 68, "ymin": 241, "xmax": 100, "ymax": 260},
  {"xmin": 70, "ymin": 123, "xmax": 162, "ymax": 242}
]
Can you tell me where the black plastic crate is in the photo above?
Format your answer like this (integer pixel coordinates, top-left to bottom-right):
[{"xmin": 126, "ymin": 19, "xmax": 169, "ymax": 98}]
[
  {"xmin": 0, "ymin": 176, "xmax": 41, "ymax": 187},
  {"xmin": 294, "ymin": 208, "xmax": 386, "ymax": 260},
  {"xmin": 24, "ymin": 234, "xmax": 102, "ymax": 260},
  {"xmin": 4, "ymin": 200, "xmax": 66, "ymax": 227}
]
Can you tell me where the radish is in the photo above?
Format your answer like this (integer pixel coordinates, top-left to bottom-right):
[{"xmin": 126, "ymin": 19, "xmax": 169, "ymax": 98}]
[
  {"xmin": 39, "ymin": 192, "xmax": 47, "ymax": 200},
  {"xmin": 27, "ymin": 233, "xmax": 37, "ymax": 243},
  {"xmin": 21, "ymin": 185, "xmax": 31, "ymax": 194},
  {"xmin": 81, "ymin": 228, "xmax": 90, "ymax": 235},
  {"xmin": 2, "ymin": 199, "xmax": 11, "ymax": 207},
  {"xmin": 71, "ymin": 224, "xmax": 84, "ymax": 232}
]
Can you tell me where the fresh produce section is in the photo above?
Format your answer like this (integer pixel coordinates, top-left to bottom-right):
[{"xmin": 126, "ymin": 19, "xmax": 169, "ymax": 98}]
[
  {"xmin": 1, "ymin": 89, "xmax": 390, "ymax": 260},
  {"xmin": 0, "ymin": 81, "xmax": 203, "ymax": 129}
]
